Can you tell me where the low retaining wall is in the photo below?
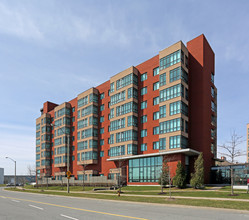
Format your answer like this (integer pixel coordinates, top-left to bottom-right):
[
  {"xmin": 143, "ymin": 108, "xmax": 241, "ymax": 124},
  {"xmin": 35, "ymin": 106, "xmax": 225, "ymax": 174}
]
[
  {"xmin": 37, "ymin": 176, "xmax": 117, "ymax": 187},
  {"xmin": 233, "ymin": 185, "xmax": 249, "ymax": 190}
]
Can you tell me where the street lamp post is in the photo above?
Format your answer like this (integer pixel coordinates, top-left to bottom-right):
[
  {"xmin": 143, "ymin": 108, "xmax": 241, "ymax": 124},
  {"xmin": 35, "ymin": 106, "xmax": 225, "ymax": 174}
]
[
  {"xmin": 51, "ymin": 124, "xmax": 70, "ymax": 193},
  {"xmin": 6, "ymin": 157, "xmax": 16, "ymax": 188}
]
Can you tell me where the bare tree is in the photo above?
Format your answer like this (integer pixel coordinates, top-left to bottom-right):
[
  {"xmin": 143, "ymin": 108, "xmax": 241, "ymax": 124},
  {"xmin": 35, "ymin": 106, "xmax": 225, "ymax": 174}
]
[
  {"xmin": 219, "ymin": 130, "xmax": 245, "ymax": 195},
  {"xmin": 27, "ymin": 164, "xmax": 36, "ymax": 177},
  {"xmin": 158, "ymin": 155, "xmax": 174, "ymax": 196},
  {"xmin": 82, "ymin": 164, "xmax": 88, "ymax": 191},
  {"xmin": 27, "ymin": 164, "xmax": 36, "ymax": 187}
]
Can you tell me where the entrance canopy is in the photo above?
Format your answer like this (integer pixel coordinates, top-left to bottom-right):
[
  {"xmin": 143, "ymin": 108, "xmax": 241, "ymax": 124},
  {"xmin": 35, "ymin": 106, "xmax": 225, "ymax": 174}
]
[{"xmin": 107, "ymin": 148, "xmax": 200, "ymax": 161}]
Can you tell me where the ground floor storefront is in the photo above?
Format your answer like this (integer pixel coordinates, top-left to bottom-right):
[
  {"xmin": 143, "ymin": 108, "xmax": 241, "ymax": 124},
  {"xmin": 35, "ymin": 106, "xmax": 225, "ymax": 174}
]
[{"xmin": 211, "ymin": 163, "xmax": 249, "ymax": 185}]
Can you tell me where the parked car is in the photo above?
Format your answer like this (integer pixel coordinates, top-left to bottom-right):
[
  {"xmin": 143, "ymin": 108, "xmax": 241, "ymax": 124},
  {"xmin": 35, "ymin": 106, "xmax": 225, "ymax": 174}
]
[{"xmin": 6, "ymin": 183, "xmax": 14, "ymax": 187}]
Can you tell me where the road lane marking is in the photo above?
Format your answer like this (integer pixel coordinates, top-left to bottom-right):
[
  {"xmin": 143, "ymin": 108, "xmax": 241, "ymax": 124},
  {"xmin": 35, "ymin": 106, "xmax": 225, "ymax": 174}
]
[
  {"xmin": 60, "ymin": 214, "xmax": 79, "ymax": 220},
  {"xmin": 1, "ymin": 196, "xmax": 6, "ymax": 199},
  {"xmin": 3, "ymin": 196, "xmax": 148, "ymax": 220},
  {"xmin": 29, "ymin": 204, "xmax": 44, "ymax": 210},
  {"xmin": 12, "ymin": 200, "xmax": 20, "ymax": 202}
]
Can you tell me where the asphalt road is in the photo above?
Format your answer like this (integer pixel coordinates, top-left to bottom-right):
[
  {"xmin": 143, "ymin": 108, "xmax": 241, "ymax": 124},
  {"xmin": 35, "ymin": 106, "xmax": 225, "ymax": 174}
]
[{"xmin": 0, "ymin": 187, "xmax": 249, "ymax": 220}]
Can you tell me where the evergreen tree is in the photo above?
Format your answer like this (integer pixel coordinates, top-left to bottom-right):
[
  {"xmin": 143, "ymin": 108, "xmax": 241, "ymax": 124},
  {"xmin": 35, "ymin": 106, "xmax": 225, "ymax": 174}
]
[
  {"xmin": 158, "ymin": 163, "xmax": 170, "ymax": 193},
  {"xmin": 173, "ymin": 161, "xmax": 186, "ymax": 188},
  {"xmin": 190, "ymin": 153, "xmax": 204, "ymax": 189}
]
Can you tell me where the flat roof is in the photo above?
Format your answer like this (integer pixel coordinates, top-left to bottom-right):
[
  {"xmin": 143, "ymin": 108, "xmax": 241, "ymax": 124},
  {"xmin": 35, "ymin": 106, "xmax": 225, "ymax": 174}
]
[{"xmin": 107, "ymin": 148, "xmax": 200, "ymax": 161}]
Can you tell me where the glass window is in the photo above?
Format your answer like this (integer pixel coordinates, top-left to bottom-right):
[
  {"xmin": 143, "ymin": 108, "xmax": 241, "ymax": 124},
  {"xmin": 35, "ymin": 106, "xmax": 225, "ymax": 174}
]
[
  {"xmin": 127, "ymin": 144, "xmax": 138, "ymax": 155},
  {"xmin": 141, "ymin": 143, "xmax": 147, "ymax": 151},
  {"xmin": 153, "ymin": 82, "xmax": 159, "ymax": 91},
  {"xmin": 110, "ymin": 91, "xmax": 126, "ymax": 106},
  {"xmin": 100, "ymin": 104, "xmax": 104, "ymax": 111},
  {"xmin": 153, "ymin": 141, "xmax": 159, "ymax": 150},
  {"xmin": 78, "ymin": 96, "xmax": 88, "ymax": 108},
  {"xmin": 170, "ymin": 101, "xmax": 188, "ymax": 116},
  {"xmin": 159, "ymin": 118, "xmax": 184, "ymax": 134},
  {"xmin": 159, "ymin": 73, "xmax": 166, "ymax": 86},
  {"xmin": 141, "ymin": 115, "xmax": 147, "ymax": 123},
  {"xmin": 108, "ymin": 134, "xmax": 114, "ymax": 144},
  {"xmin": 100, "ymin": 127, "xmax": 104, "ymax": 134},
  {"xmin": 211, "ymin": 87, "xmax": 215, "ymax": 98},
  {"xmin": 108, "ymin": 145, "xmax": 125, "ymax": 157},
  {"xmin": 160, "ymin": 50, "xmax": 181, "ymax": 70},
  {"xmin": 141, "ymin": 73, "xmax": 147, "ymax": 81},
  {"xmin": 169, "ymin": 135, "xmax": 188, "ymax": 149},
  {"xmin": 211, "ymin": 101, "xmax": 217, "ymax": 112},
  {"xmin": 127, "ymin": 115, "xmax": 138, "ymax": 127},
  {"xmin": 211, "ymin": 72, "xmax": 214, "ymax": 83},
  {"xmin": 141, "ymin": 129, "xmax": 147, "ymax": 137},
  {"xmin": 128, "ymin": 87, "xmax": 138, "ymax": 99},
  {"xmin": 100, "ymin": 116, "xmax": 104, "ymax": 123},
  {"xmin": 116, "ymin": 130, "xmax": 138, "ymax": 143},
  {"xmin": 116, "ymin": 102, "xmax": 138, "ymax": 117},
  {"xmin": 80, "ymin": 151, "xmax": 98, "ymax": 160},
  {"xmin": 89, "ymin": 93, "xmax": 98, "ymax": 103},
  {"xmin": 141, "ymin": 101, "xmax": 147, "ymax": 110},
  {"xmin": 110, "ymin": 82, "xmax": 115, "ymax": 93},
  {"xmin": 100, "ymin": 151, "xmax": 104, "ymax": 157},
  {"xmin": 159, "ymin": 105, "xmax": 166, "ymax": 118},
  {"xmin": 109, "ymin": 118, "xmax": 125, "ymax": 131},
  {"xmin": 153, "ymin": 67, "xmax": 159, "ymax": 76},
  {"xmin": 141, "ymin": 87, "xmax": 147, "ymax": 95},
  {"xmin": 78, "ymin": 118, "xmax": 88, "ymax": 129},
  {"xmin": 160, "ymin": 84, "xmax": 184, "ymax": 102},
  {"xmin": 153, "ymin": 126, "xmax": 159, "ymax": 135},
  {"xmin": 153, "ymin": 112, "xmax": 159, "ymax": 120},
  {"xmin": 170, "ymin": 67, "xmax": 188, "ymax": 83},
  {"xmin": 128, "ymin": 156, "xmax": 162, "ymax": 182},
  {"xmin": 116, "ymin": 73, "xmax": 138, "ymax": 90},
  {"xmin": 100, "ymin": 139, "xmax": 104, "ymax": 146},
  {"xmin": 153, "ymin": 96, "xmax": 159, "ymax": 105},
  {"xmin": 109, "ymin": 108, "xmax": 114, "ymax": 119},
  {"xmin": 159, "ymin": 138, "xmax": 166, "ymax": 150},
  {"xmin": 100, "ymin": 93, "xmax": 105, "ymax": 100}
]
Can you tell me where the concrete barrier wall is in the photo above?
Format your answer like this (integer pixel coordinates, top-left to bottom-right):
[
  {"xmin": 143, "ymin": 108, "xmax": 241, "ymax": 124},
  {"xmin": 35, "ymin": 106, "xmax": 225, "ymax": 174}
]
[{"xmin": 38, "ymin": 176, "xmax": 117, "ymax": 186}]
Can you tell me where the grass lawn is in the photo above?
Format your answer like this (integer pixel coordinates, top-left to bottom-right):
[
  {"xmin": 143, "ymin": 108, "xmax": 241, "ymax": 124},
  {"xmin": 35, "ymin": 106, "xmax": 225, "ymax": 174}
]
[
  {"xmin": 96, "ymin": 190, "xmax": 249, "ymax": 199},
  {"xmin": 5, "ymin": 188, "xmax": 249, "ymax": 211},
  {"xmin": 24, "ymin": 185, "xmax": 100, "ymax": 191}
]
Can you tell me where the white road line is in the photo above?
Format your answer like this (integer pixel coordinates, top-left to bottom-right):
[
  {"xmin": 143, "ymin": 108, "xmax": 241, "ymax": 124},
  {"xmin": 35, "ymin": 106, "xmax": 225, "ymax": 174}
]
[
  {"xmin": 12, "ymin": 200, "xmax": 20, "ymax": 202},
  {"xmin": 60, "ymin": 214, "xmax": 79, "ymax": 220},
  {"xmin": 29, "ymin": 204, "xmax": 44, "ymax": 210}
]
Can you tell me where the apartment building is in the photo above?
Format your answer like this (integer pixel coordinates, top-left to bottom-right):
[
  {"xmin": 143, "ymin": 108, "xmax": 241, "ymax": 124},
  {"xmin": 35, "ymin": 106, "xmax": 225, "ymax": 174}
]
[{"xmin": 36, "ymin": 34, "xmax": 217, "ymax": 185}]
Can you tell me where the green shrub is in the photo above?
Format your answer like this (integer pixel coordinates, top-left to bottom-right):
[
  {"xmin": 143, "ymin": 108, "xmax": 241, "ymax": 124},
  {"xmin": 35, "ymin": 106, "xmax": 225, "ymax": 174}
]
[
  {"xmin": 190, "ymin": 153, "xmax": 204, "ymax": 189},
  {"xmin": 173, "ymin": 161, "xmax": 186, "ymax": 188}
]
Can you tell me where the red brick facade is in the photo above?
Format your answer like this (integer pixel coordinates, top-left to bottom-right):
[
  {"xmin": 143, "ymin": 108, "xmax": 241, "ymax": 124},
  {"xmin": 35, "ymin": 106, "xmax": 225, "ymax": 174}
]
[{"xmin": 36, "ymin": 34, "xmax": 217, "ymax": 185}]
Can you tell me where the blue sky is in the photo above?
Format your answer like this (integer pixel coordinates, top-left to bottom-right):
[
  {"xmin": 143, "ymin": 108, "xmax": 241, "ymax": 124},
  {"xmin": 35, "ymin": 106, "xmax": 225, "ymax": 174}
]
[{"xmin": 0, "ymin": 0, "xmax": 248, "ymax": 175}]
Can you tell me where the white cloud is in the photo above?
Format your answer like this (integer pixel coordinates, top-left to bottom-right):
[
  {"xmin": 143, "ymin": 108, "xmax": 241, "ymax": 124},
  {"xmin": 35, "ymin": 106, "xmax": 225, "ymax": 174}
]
[
  {"xmin": 0, "ymin": 2, "xmax": 43, "ymax": 40},
  {"xmin": 0, "ymin": 2, "xmax": 161, "ymax": 50}
]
